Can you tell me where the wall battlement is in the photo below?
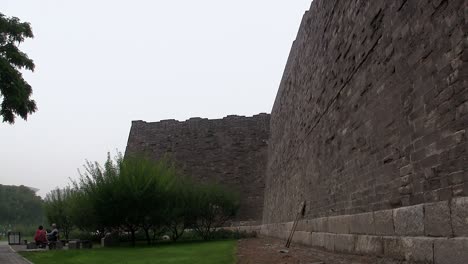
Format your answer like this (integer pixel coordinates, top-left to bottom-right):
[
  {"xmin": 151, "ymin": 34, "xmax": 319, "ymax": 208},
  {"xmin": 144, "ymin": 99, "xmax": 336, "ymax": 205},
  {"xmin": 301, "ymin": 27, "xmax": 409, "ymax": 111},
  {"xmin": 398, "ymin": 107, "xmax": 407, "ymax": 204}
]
[{"xmin": 131, "ymin": 113, "xmax": 269, "ymax": 127}]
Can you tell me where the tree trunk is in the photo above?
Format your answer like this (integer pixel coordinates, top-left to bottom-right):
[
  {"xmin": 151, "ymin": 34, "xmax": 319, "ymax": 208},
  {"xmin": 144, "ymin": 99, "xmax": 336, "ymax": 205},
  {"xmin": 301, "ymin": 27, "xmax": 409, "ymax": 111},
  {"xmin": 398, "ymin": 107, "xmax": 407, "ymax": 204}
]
[
  {"xmin": 170, "ymin": 222, "xmax": 185, "ymax": 242},
  {"xmin": 130, "ymin": 228, "xmax": 136, "ymax": 247},
  {"xmin": 64, "ymin": 227, "xmax": 69, "ymax": 240},
  {"xmin": 152, "ymin": 228, "xmax": 157, "ymax": 243},
  {"xmin": 144, "ymin": 227, "xmax": 151, "ymax": 245}
]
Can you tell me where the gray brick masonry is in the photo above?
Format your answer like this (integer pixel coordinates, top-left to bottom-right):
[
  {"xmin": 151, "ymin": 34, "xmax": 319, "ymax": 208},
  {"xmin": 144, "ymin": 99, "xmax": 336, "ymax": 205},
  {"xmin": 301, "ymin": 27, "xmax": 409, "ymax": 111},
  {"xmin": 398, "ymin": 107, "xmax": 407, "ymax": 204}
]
[
  {"xmin": 349, "ymin": 213, "xmax": 375, "ymax": 235},
  {"xmin": 355, "ymin": 235, "xmax": 383, "ymax": 256},
  {"xmin": 393, "ymin": 205, "xmax": 425, "ymax": 236},
  {"xmin": 252, "ymin": 198, "xmax": 468, "ymax": 263},
  {"xmin": 263, "ymin": 0, "xmax": 467, "ymax": 224},
  {"xmin": 261, "ymin": 1, "xmax": 467, "ymax": 261},
  {"xmin": 451, "ymin": 197, "xmax": 468, "ymax": 236},
  {"xmin": 424, "ymin": 201, "xmax": 453, "ymax": 237},
  {"xmin": 434, "ymin": 238, "xmax": 468, "ymax": 264},
  {"xmin": 125, "ymin": 114, "xmax": 270, "ymax": 222},
  {"xmin": 374, "ymin": 210, "xmax": 395, "ymax": 236}
]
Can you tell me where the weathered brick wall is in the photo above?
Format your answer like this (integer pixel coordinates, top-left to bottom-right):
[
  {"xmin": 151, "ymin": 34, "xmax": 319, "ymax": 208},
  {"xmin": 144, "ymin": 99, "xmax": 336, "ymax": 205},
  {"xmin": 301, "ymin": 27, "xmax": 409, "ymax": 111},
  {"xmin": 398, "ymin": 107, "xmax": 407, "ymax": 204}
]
[
  {"xmin": 125, "ymin": 114, "xmax": 270, "ymax": 222},
  {"xmin": 263, "ymin": 0, "xmax": 467, "ymax": 224}
]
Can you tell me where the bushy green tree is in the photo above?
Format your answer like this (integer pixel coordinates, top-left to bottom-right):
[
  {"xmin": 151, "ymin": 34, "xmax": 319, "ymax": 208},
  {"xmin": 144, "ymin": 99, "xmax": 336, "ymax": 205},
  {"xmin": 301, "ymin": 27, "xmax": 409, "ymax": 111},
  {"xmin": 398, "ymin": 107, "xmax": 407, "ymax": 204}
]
[
  {"xmin": 76, "ymin": 156, "xmax": 123, "ymax": 234},
  {"xmin": 0, "ymin": 185, "xmax": 44, "ymax": 226},
  {"xmin": 67, "ymin": 188, "xmax": 101, "ymax": 234},
  {"xmin": 118, "ymin": 156, "xmax": 174, "ymax": 245},
  {"xmin": 75, "ymin": 153, "xmax": 175, "ymax": 246},
  {"xmin": 46, "ymin": 152, "xmax": 241, "ymax": 245},
  {"xmin": 192, "ymin": 184, "xmax": 240, "ymax": 240},
  {"xmin": 164, "ymin": 176, "xmax": 197, "ymax": 242},
  {"xmin": 44, "ymin": 188, "xmax": 74, "ymax": 239},
  {"xmin": 0, "ymin": 13, "xmax": 37, "ymax": 124}
]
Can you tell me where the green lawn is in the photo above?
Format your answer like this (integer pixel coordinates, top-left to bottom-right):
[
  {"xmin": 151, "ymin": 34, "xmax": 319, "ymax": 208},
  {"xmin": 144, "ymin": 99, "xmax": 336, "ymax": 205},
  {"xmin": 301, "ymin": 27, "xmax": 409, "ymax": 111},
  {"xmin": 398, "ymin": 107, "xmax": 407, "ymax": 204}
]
[{"xmin": 20, "ymin": 240, "xmax": 237, "ymax": 264}]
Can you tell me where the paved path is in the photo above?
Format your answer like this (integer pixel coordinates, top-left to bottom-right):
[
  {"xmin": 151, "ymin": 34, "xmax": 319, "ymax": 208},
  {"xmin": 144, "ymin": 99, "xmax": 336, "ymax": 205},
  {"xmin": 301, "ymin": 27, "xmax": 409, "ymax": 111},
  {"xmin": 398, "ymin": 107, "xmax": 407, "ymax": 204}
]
[{"xmin": 0, "ymin": 242, "xmax": 31, "ymax": 264}]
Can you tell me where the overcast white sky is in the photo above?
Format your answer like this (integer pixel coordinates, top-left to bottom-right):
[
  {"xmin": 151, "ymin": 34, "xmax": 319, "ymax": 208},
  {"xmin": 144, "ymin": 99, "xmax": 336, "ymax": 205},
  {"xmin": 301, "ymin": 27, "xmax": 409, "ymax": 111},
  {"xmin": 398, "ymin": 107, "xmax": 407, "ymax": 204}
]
[{"xmin": 1, "ymin": 0, "xmax": 311, "ymax": 197}]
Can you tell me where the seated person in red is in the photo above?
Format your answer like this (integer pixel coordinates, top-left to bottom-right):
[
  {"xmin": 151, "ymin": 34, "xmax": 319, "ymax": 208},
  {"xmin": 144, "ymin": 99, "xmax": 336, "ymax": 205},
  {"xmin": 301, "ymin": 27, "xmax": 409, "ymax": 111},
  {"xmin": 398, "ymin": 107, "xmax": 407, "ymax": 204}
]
[{"xmin": 34, "ymin": 225, "xmax": 48, "ymax": 247}]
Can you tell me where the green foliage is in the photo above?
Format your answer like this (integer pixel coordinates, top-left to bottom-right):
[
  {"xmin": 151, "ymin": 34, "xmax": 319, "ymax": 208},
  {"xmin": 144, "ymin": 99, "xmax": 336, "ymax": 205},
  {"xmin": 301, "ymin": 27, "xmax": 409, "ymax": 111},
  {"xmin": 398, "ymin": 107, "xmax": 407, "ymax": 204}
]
[
  {"xmin": 118, "ymin": 155, "xmax": 174, "ymax": 245},
  {"xmin": 67, "ymin": 188, "xmax": 100, "ymax": 234},
  {"xmin": 68, "ymin": 230, "xmax": 102, "ymax": 243},
  {"xmin": 163, "ymin": 176, "xmax": 197, "ymax": 242},
  {"xmin": 74, "ymin": 154, "xmax": 124, "ymax": 232},
  {"xmin": 191, "ymin": 184, "xmax": 240, "ymax": 240},
  {"xmin": 179, "ymin": 229, "xmax": 256, "ymax": 242},
  {"xmin": 44, "ymin": 152, "xmax": 240, "ymax": 245},
  {"xmin": 0, "ymin": 224, "xmax": 37, "ymax": 241},
  {"xmin": 74, "ymin": 153, "xmax": 176, "ymax": 246},
  {"xmin": 0, "ymin": 13, "xmax": 37, "ymax": 124},
  {"xmin": 0, "ymin": 184, "xmax": 44, "ymax": 229},
  {"xmin": 21, "ymin": 240, "xmax": 237, "ymax": 264},
  {"xmin": 44, "ymin": 188, "xmax": 74, "ymax": 239}
]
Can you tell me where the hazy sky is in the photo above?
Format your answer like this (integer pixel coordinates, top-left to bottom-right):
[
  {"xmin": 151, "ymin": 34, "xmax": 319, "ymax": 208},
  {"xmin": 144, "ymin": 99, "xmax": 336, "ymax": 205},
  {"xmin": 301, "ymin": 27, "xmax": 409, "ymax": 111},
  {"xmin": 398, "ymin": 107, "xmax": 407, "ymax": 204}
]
[{"xmin": 1, "ymin": 0, "xmax": 311, "ymax": 197}]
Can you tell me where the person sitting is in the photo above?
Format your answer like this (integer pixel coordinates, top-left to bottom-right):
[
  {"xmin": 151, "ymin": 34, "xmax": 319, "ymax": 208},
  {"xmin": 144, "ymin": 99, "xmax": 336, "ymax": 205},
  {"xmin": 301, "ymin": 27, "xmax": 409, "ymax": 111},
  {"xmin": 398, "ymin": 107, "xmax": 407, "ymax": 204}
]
[
  {"xmin": 47, "ymin": 223, "xmax": 59, "ymax": 249},
  {"xmin": 34, "ymin": 225, "xmax": 48, "ymax": 248}
]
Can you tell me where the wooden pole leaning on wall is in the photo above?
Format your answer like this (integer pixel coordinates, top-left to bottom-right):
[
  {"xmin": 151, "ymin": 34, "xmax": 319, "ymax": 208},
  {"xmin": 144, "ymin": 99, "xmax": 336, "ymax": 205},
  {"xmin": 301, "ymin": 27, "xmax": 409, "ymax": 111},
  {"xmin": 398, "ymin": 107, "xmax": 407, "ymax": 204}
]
[{"xmin": 285, "ymin": 201, "xmax": 306, "ymax": 248}]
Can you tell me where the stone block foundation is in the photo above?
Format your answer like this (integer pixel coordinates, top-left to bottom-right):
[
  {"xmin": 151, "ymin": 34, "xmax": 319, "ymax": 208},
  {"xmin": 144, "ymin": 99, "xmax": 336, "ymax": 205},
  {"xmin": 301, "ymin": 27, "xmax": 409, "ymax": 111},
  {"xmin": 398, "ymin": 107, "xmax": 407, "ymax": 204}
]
[{"xmin": 235, "ymin": 198, "xmax": 468, "ymax": 263}]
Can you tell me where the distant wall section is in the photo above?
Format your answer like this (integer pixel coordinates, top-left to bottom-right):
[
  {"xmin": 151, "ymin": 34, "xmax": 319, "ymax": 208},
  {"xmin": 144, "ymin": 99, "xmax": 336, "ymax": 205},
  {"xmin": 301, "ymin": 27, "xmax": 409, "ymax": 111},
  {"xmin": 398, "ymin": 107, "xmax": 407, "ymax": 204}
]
[{"xmin": 125, "ymin": 113, "xmax": 270, "ymax": 223}]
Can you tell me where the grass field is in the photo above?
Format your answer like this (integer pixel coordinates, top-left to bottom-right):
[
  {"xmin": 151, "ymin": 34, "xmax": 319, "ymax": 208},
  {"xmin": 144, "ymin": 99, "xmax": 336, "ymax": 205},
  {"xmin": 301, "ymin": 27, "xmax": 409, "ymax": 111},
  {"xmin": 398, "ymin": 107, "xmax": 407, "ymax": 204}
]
[{"xmin": 20, "ymin": 240, "xmax": 237, "ymax": 264}]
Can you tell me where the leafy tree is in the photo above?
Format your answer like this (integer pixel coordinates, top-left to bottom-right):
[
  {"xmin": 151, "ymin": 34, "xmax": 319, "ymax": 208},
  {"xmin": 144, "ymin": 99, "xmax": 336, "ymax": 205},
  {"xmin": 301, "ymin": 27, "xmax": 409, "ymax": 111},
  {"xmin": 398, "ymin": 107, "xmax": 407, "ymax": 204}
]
[
  {"xmin": 0, "ymin": 185, "xmax": 44, "ymax": 226},
  {"xmin": 128, "ymin": 159, "xmax": 177, "ymax": 245},
  {"xmin": 67, "ymin": 188, "xmax": 102, "ymax": 235},
  {"xmin": 163, "ymin": 176, "xmax": 197, "ymax": 242},
  {"xmin": 76, "ymin": 154, "xmax": 174, "ymax": 246},
  {"xmin": 117, "ymin": 156, "xmax": 169, "ymax": 246},
  {"xmin": 192, "ymin": 184, "xmax": 240, "ymax": 241},
  {"xmin": 0, "ymin": 13, "xmax": 37, "ymax": 124},
  {"xmin": 79, "ymin": 156, "xmax": 122, "ymax": 232},
  {"xmin": 44, "ymin": 188, "xmax": 74, "ymax": 240},
  {"xmin": 51, "ymin": 152, "xmax": 241, "ymax": 245}
]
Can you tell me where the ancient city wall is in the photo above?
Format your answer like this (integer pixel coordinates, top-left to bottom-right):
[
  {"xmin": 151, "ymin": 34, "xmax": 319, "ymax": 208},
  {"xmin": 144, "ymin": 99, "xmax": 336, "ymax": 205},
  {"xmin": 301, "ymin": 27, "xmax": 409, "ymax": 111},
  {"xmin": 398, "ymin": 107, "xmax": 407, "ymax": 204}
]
[
  {"xmin": 261, "ymin": 0, "xmax": 468, "ymax": 262},
  {"xmin": 125, "ymin": 113, "xmax": 270, "ymax": 222}
]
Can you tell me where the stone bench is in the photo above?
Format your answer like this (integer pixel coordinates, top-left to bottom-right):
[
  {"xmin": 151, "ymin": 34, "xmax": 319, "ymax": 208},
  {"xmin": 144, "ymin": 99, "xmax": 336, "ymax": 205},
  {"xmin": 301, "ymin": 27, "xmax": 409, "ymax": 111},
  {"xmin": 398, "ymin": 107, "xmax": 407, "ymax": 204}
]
[
  {"xmin": 68, "ymin": 240, "xmax": 93, "ymax": 249},
  {"xmin": 81, "ymin": 240, "xmax": 93, "ymax": 249},
  {"xmin": 48, "ymin": 241, "xmax": 64, "ymax": 250},
  {"xmin": 26, "ymin": 242, "xmax": 37, "ymax": 250},
  {"xmin": 68, "ymin": 240, "xmax": 81, "ymax": 249}
]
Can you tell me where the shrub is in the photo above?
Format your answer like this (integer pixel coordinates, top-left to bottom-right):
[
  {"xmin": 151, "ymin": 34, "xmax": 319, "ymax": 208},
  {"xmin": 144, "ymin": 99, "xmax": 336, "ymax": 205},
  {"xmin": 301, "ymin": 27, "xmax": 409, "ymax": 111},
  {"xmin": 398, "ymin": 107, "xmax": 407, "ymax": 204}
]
[
  {"xmin": 192, "ymin": 184, "xmax": 240, "ymax": 240},
  {"xmin": 43, "ymin": 188, "xmax": 74, "ymax": 239},
  {"xmin": 68, "ymin": 230, "xmax": 102, "ymax": 243},
  {"xmin": 44, "ymin": 152, "xmax": 241, "ymax": 246},
  {"xmin": 74, "ymin": 154, "xmax": 175, "ymax": 246}
]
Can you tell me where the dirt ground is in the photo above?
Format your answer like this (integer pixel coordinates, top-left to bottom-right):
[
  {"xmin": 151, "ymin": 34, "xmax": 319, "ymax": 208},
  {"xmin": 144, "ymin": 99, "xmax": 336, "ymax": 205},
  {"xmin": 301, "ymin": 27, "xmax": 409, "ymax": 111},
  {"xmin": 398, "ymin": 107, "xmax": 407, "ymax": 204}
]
[{"xmin": 237, "ymin": 237, "xmax": 401, "ymax": 264}]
